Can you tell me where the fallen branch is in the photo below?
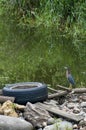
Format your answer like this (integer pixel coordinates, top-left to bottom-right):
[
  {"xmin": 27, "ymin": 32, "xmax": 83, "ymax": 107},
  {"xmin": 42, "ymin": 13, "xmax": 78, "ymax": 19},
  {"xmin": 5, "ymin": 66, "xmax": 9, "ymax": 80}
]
[
  {"xmin": 48, "ymin": 87, "xmax": 58, "ymax": 93},
  {"xmin": 48, "ymin": 91, "xmax": 68, "ymax": 99},
  {"xmin": 56, "ymin": 85, "xmax": 72, "ymax": 92}
]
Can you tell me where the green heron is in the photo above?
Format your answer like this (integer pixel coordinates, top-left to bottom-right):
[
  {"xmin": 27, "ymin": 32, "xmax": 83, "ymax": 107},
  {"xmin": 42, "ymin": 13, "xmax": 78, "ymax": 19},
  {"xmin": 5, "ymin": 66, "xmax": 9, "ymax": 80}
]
[{"xmin": 64, "ymin": 67, "xmax": 75, "ymax": 88}]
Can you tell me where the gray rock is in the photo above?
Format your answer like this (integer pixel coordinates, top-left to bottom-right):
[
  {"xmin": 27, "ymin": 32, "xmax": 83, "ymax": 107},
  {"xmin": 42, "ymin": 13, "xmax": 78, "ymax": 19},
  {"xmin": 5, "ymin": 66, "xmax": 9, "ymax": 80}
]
[
  {"xmin": 71, "ymin": 97, "xmax": 79, "ymax": 102},
  {"xmin": 43, "ymin": 121, "xmax": 73, "ymax": 130},
  {"xmin": 80, "ymin": 96, "xmax": 86, "ymax": 101},
  {"xmin": 0, "ymin": 115, "xmax": 33, "ymax": 130},
  {"xmin": 73, "ymin": 124, "xmax": 78, "ymax": 129},
  {"xmin": 83, "ymin": 108, "xmax": 86, "ymax": 113},
  {"xmin": 67, "ymin": 103, "xmax": 75, "ymax": 109},
  {"xmin": 73, "ymin": 107, "xmax": 80, "ymax": 114},
  {"xmin": 81, "ymin": 102, "xmax": 86, "ymax": 107},
  {"xmin": 79, "ymin": 111, "xmax": 85, "ymax": 116},
  {"xmin": 38, "ymin": 128, "xmax": 43, "ymax": 130},
  {"xmin": 79, "ymin": 120, "xmax": 86, "ymax": 126},
  {"xmin": 80, "ymin": 127, "xmax": 86, "ymax": 130},
  {"xmin": 47, "ymin": 118, "xmax": 55, "ymax": 125}
]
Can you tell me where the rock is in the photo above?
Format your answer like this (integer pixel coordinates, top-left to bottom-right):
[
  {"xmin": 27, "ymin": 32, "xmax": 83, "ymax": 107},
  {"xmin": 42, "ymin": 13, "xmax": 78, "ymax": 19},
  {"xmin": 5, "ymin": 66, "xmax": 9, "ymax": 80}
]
[
  {"xmin": 79, "ymin": 111, "xmax": 85, "ymax": 116},
  {"xmin": 38, "ymin": 128, "xmax": 43, "ymax": 130},
  {"xmin": 67, "ymin": 102, "xmax": 75, "ymax": 109},
  {"xmin": 79, "ymin": 120, "xmax": 86, "ymax": 126},
  {"xmin": 47, "ymin": 118, "xmax": 55, "ymax": 125},
  {"xmin": 73, "ymin": 107, "xmax": 80, "ymax": 114},
  {"xmin": 62, "ymin": 106, "xmax": 69, "ymax": 112},
  {"xmin": 80, "ymin": 96, "xmax": 86, "ymax": 101},
  {"xmin": 80, "ymin": 127, "xmax": 86, "ymax": 130},
  {"xmin": 81, "ymin": 102, "xmax": 86, "ymax": 107},
  {"xmin": 84, "ymin": 117, "xmax": 86, "ymax": 122},
  {"xmin": 42, "ymin": 122, "xmax": 47, "ymax": 127},
  {"xmin": 0, "ymin": 100, "xmax": 18, "ymax": 117},
  {"xmin": 73, "ymin": 124, "xmax": 78, "ymax": 129},
  {"xmin": 0, "ymin": 115, "xmax": 33, "ymax": 130},
  {"xmin": 71, "ymin": 97, "xmax": 79, "ymax": 102},
  {"xmin": 43, "ymin": 121, "xmax": 73, "ymax": 130},
  {"xmin": 83, "ymin": 108, "xmax": 86, "ymax": 113}
]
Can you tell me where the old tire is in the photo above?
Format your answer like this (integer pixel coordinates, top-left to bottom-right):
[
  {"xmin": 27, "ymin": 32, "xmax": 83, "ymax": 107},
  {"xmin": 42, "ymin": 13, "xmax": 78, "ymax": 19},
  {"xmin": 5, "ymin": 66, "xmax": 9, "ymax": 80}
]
[{"xmin": 3, "ymin": 82, "xmax": 48, "ymax": 104}]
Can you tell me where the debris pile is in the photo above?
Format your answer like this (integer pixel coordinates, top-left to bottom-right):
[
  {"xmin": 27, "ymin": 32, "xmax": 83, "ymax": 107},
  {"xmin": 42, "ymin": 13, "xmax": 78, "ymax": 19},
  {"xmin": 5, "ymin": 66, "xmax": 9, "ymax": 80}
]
[{"xmin": 0, "ymin": 87, "xmax": 86, "ymax": 130}]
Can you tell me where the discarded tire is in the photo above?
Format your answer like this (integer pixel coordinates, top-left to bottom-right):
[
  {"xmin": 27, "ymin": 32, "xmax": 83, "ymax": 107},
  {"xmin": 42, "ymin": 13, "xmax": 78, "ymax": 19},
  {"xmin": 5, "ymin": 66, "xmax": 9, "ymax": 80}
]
[{"xmin": 3, "ymin": 82, "xmax": 48, "ymax": 104}]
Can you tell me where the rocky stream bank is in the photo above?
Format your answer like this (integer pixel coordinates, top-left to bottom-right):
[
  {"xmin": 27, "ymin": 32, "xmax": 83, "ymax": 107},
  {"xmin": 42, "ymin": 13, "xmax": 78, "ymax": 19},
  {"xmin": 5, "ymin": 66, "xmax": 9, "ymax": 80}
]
[{"xmin": 0, "ymin": 87, "xmax": 86, "ymax": 130}]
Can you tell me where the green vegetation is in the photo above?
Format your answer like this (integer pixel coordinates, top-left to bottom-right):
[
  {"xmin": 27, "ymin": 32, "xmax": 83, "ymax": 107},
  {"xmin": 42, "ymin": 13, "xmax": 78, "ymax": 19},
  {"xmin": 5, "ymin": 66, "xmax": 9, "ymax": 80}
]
[
  {"xmin": 0, "ymin": 0, "xmax": 86, "ymax": 28},
  {"xmin": 0, "ymin": 0, "xmax": 86, "ymax": 88}
]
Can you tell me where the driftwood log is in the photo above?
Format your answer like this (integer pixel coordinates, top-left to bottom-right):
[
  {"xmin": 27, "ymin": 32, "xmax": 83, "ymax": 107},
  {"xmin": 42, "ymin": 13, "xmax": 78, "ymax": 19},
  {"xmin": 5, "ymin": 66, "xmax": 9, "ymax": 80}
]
[
  {"xmin": 48, "ymin": 91, "xmax": 68, "ymax": 99},
  {"xmin": 36, "ymin": 103, "xmax": 83, "ymax": 122},
  {"xmin": 0, "ymin": 96, "xmax": 15, "ymax": 103},
  {"xmin": 73, "ymin": 88, "xmax": 86, "ymax": 93},
  {"xmin": 48, "ymin": 86, "xmax": 86, "ymax": 100}
]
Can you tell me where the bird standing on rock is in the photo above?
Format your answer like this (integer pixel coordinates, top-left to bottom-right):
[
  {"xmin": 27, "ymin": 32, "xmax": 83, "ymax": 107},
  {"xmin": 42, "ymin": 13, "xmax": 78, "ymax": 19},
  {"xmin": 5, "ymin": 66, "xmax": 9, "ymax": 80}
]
[{"xmin": 64, "ymin": 67, "xmax": 75, "ymax": 88}]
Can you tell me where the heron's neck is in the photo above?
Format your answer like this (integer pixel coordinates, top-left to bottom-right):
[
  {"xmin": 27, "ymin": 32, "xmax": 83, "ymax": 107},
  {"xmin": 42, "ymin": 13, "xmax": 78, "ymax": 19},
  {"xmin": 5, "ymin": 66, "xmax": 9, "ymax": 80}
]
[{"xmin": 66, "ymin": 70, "xmax": 70, "ymax": 78}]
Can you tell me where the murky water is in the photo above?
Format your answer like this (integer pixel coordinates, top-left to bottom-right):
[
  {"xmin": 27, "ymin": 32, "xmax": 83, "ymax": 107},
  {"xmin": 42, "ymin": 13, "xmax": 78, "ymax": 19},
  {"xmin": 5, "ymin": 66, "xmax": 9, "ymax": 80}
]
[{"xmin": 0, "ymin": 18, "xmax": 86, "ymax": 87}]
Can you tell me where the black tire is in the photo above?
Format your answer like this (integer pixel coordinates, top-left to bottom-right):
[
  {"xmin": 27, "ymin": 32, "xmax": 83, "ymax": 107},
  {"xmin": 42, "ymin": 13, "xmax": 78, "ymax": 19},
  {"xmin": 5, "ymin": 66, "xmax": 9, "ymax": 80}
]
[{"xmin": 3, "ymin": 82, "xmax": 48, "ymax": 105}]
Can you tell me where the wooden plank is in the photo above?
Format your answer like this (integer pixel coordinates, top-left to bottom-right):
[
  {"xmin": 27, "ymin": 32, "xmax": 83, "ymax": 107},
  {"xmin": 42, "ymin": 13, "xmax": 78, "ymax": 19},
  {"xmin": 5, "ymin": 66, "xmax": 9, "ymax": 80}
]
[
  {"xmin": 36, "ymin": 103, "xmax": 83, "ymax": 122},
  {"xmin": 48, "ymin": 91, "xmax": 68, "ymax": 99}
]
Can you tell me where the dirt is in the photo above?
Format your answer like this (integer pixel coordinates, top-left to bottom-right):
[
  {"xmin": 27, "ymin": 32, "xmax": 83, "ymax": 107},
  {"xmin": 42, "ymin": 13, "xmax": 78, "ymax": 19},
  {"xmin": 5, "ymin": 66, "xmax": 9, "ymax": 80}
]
[{"xmin": 12, "ymin": 85, "xmax": 37, "ymax": 89}]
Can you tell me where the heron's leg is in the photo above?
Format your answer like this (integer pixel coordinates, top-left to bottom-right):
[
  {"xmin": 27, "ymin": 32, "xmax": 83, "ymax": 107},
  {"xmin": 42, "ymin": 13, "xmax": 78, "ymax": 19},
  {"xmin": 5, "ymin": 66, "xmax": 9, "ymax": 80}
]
[{"xmin": 69, "ymin": 83, "xmax": 72, "ymax": 89}]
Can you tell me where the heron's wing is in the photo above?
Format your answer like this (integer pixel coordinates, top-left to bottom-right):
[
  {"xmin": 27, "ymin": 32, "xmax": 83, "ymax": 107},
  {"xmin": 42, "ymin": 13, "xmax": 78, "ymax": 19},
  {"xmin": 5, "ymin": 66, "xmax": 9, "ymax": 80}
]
[{"xmin": 68, "ymin": 74, "xmax": 75, "ymax": 85}]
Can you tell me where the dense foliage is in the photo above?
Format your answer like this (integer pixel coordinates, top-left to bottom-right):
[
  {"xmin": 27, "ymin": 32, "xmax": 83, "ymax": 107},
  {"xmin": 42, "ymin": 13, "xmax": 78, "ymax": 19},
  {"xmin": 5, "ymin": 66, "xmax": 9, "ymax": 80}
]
[
  {"xmin": 0, "ymin": 0, "xmax": 86, "ymax": 28},
  {"xmin": 0, "ymin": 0, "xmax": 86, "ymax": 88}
]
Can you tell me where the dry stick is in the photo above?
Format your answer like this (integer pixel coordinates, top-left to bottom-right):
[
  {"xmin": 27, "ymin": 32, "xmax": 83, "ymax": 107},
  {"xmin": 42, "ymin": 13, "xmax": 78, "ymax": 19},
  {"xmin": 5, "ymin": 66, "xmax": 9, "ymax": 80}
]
[
  {"xmin": 48, "ymin": 91, "xmax": 68, "ymax": 99},
  {"xmin": 48, "ymin": 87, "xmax": 59, "ymax": 93},
  {"xmin": 56, "ymin": 84, "xmax": 72, "ymax": 92},
  {"xmin": 0, "ymin": 96, "xmax": 15, "ymax": 103}
]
